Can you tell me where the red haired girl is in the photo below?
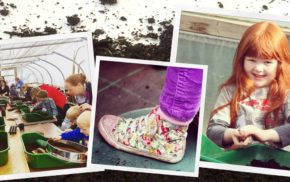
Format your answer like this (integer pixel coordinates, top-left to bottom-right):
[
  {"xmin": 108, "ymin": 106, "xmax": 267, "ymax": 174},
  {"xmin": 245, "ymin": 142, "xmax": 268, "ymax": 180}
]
[{"xmin": 207, "ymin": 22, "xmax": 290, "ymax": 148}]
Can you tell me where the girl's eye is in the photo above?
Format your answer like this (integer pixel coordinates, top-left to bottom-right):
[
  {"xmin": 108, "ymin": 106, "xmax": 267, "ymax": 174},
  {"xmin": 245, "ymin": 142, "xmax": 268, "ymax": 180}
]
[
  {"xmin": 264, "ymin": 61, "xmax": 272, "ymax": 64},
  {"xmin": 246, "ymin": 58, "xmax": 256, "ymax": 62},
  {"xmin": 246, "ymin": 59, "xmax": 256, "ymax": 62}
]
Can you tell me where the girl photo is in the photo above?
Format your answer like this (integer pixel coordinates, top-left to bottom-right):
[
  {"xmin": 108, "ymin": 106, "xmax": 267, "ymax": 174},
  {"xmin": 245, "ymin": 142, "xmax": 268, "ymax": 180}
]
[{"xmin": 174, "ymin": 8, "xmax": 290, "ymax": 176}]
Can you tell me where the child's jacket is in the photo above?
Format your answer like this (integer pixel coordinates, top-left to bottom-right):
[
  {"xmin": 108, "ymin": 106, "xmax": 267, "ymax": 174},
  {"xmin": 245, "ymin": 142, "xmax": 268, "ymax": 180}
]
[
  {"xmin": 207, "ymin": 85, "xmax": 290, "ymax": 148},
  {"xmin": 61, "ymin": 127, "xmax": 89, "ymax": 146},
  {"xmin": 33, "ymin": 98, "xmax": 58, "ymax": 116}
]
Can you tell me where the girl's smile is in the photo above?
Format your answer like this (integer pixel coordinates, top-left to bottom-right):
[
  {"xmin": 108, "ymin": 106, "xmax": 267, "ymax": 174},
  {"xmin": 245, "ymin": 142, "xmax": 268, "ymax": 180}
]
[
  {"xmin": 244, "ymin": 56, "xmax": 278, "ymax": 88},
  {"xmin": 251, "ymin": 73, "xmax": 267, "ymax": 80}
]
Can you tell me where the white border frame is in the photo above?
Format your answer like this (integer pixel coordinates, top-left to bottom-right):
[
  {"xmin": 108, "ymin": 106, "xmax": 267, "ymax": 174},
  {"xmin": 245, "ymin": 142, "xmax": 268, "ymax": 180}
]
[
  {"xmin": 171, "ymin": 5, "xmax": 290, "ymax": 177},
  {"xmin": 0, "ymin": 32, "xmax": 103, "ymax": 181},
  {"xmin": 89, "ymin": 56, "xmax": 208, "ymax": 178}
]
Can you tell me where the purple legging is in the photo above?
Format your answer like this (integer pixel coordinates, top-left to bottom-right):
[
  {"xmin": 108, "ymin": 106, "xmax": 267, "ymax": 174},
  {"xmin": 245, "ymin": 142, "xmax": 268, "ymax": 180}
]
[{"xmin": 159, "ymin": 67, "xmax": 203, "ymax": 125}]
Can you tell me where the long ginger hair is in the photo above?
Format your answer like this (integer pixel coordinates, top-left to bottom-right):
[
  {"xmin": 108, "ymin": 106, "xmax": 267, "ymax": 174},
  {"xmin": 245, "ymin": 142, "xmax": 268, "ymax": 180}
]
[{"xmin": 211, "ymin": 21, "xmax": 290, "ymax": 128}]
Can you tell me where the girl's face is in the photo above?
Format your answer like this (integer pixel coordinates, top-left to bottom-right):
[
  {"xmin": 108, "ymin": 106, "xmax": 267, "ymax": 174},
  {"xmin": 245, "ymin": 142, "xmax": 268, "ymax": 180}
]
[
  {"xmin": 65, "ymin": 82, "xmax": 84, "ymax": 96},
  {"xmin": 244, "ymin": 56, "xmax": 278, "ymax": 88}
]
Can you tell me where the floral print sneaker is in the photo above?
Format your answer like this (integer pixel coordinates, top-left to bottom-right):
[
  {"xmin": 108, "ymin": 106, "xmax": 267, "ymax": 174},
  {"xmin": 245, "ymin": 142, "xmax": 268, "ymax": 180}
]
[{"xmin": 98, "ymin": 106, "xmax": 188, "ymax": 163}]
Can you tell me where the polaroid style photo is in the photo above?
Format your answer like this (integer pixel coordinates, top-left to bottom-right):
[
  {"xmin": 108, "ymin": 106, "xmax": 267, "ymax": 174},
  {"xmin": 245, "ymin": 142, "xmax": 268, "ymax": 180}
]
[
  {"xmin": 0, "ymin": 32, "xmax": 102, "ymax": 181},
  {"xmin": 89, "ymin": 56, "xmax": 207, "ymax": 177},
  {"xmin": 172, "ymin": 5, "xmax": 290, "ymax": 177}
]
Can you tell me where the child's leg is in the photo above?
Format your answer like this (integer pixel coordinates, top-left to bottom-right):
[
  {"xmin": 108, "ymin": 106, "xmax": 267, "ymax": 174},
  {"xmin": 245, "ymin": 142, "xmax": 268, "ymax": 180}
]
[{"xmin": 159, "ymin": 67, "xmax": 203, "ymax": 125}]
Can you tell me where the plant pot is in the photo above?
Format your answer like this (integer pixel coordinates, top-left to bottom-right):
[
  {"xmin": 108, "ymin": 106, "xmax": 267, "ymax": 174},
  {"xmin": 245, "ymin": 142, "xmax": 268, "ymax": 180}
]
[{"xmin": 0, "ymin": 132, "xmax": 9, "ymax": 166}]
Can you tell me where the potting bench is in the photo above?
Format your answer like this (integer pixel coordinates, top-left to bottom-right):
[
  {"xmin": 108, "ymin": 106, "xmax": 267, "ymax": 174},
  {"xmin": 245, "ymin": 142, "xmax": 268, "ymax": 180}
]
[{"xmin": 0, "ymin": 110, "xmax": 61, "ymax": 175}]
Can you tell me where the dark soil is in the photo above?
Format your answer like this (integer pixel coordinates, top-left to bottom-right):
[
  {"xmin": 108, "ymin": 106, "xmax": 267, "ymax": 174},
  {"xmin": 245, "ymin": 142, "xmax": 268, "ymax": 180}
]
[
  {"xmin": 44, "ymin": 26, "xmax": 57, "ymax": 34},
  {"xmin": 93, "ymin": 19, "xmax": 173, "ymax": 61},
  {"xmin": 249, "ymin": 159, "xmax": 290, "ymax": 170},
  {"xmin": 217, "ymin": 2, "xmax": 224, "ymax": 8},
  {"xmin": 1, "ymin": 4, "xmax": 173, "ymax": 62},
  {"xmin": 93, "ymin": 29, "xmax": 105, "ymax": 38},
  {"xmin": 26, "ymin": 143, "xmax": 41, "ymax": 153},
  {"xmin": 0, "ymin": 0, "xmax": 17, "ymax": 16},
  {"xmin": 269, "ymin": 0, "xmax": 275, "ymax": 3},
  {"xmin": 4, "ymin": 26, "xmax": 57, "ymax": 38},
  {"xmin": 262, "ymin": 5, "xmax": 268, "ymax": 10},
  {"xmin": 0, "ymin": 8, "xmax": 9, "ymax": 16},
  {"xmin": 99, "ymin": 0, "xmax": 117, "ymax": 5},
  {"xmin": 140, "ymin": 33, "xmax": 158, "ymax": 39},
  {"xmin": 147, "ymin": 26, "xmax": 153, "ymax": 31},
  {"xmin": 66, "ymin": 14, "xmax": 80, "ymax": 26},
  {"xmin": 148, "ymin": 17, "xmax": 155, "ymax": 24},
  {"xmin": 120, "ymin": 16, "xmax": 127, "ymax": 21},
  {"xmin": 8, "ymin": 3, "xmax": 16, "ymax": 8}
]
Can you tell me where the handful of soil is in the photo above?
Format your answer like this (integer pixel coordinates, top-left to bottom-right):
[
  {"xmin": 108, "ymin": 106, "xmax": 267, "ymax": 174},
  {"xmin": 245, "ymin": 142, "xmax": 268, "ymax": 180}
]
[{"xmin": 249, "ymin": 159, "xmax": 290, "ymax": 170}]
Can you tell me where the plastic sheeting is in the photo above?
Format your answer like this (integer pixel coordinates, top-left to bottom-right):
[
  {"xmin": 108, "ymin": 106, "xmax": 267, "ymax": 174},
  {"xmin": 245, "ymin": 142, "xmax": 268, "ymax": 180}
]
[{"xmin": 0, "ymin": 36, "xmax": 91, "ymax": 88}]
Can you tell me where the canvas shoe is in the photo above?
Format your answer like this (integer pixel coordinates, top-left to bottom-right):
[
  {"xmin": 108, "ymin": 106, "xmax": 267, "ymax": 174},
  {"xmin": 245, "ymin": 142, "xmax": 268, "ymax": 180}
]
[{"xmin": 98, "ymin": 106, "xmax": 188, "ymax": 163}]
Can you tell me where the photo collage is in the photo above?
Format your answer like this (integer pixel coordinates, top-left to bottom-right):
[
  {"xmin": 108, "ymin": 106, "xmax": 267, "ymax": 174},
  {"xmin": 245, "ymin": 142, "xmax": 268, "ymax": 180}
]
[{"xmin": 0, "ymin": 0, "xmax": 290, "ymax": 181}]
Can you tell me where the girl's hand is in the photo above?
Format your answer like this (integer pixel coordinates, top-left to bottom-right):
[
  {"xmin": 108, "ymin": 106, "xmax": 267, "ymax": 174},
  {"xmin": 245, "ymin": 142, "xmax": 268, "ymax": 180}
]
[
  {"xmin": 80, "ymin": 103, "xmax": 91, "ymax": 111},
  {"xmin": 239, "ymin": 125, "xmax": 266, "ymax": 142},
  {"xmin": 239, "ymin": 125, "xmax": 280, "ymax": 143},
  {"xmin": 224, "ymin": 128, "xmax": 253, "ymax": 148},
  {"xmin": 231, "ymin": 135, "xmax": 253, "ymax": 149}
]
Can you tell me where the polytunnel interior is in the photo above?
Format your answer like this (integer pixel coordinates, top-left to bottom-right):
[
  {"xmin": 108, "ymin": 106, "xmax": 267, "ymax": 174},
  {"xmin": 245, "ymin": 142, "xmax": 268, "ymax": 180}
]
[{"xmin": 0, "ymin": 35, "xmax": 91, "ymax": 89}]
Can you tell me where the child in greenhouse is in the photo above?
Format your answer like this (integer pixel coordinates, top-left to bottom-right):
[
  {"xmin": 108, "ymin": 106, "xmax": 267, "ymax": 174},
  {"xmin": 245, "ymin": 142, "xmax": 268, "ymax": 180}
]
[
  {"xmin": 98, "ymin": 67, "xmax": 203, "ymax": 163},
  {"xmin": 9, "ymin": 84, "xmax": 18, "ymax": 100},
  {"xmin": 207, "ymin": 22, "xmax": 290, "ymax": 149},
  {"xmin": 58, "ymin": 110, "xmax": 91, "ymax": 146},
  {"xmin": 61, "ymin": 105, "xmax": 82, "ymax": 131},
  {"xmin": 32, "ymin": 90, "xmax": 58, "ymax": 117}
]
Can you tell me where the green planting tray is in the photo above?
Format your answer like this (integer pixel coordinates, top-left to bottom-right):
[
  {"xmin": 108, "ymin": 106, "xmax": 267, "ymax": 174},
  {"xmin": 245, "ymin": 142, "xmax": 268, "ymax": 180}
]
[
  {"xmin": 0, "ymin": 132, "xmax": 9, "ymax": 166},
  {"xmin": 0, "ymin": 117, "xmax": 5, "ymax": 131},
  {"xmin": 201, "ymin": 134, "xmax": 290, "ymax": 167},
  {"xmin": 20, "ymin": 107, "xmax": 30, "ymax": 113},
  {"xmin": 0, "ymin": 99, "xmax": 8, "ymax": 105},
  {"xmin": 16, "ymin": 104, "xmax": 28, "ymax": 112},
  {"xmin": 21, "ymin": 132, "xmax": 82, "ymax": 169},
  {"xmin": 13, "ymin": 100, "xmax": 23, "ymax": 105},
  {"xmin": 0, "ymin": 96, "xmax": 9, "ymax": 101},
  {"xmin": 21, "ymin": 109, "xmax": 53, "ymax": 122}
]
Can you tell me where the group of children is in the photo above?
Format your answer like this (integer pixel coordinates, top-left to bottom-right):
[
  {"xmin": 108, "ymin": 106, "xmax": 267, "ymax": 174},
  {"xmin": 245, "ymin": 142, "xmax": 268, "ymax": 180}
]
[
  {"xmin": 31, "ymin": 89, "xmax": 91, "ymax": 146},
  {"xmin": 12, "ymin": 81, "xmax": 91, "ymax": 147}
]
